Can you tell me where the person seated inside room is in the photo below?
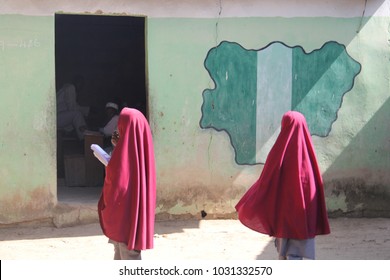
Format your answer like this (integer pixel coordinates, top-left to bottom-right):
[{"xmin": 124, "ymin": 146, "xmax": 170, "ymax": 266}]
[{"xmin": 56, "ymin": 75, "xmax": 90, "ymax": 140}]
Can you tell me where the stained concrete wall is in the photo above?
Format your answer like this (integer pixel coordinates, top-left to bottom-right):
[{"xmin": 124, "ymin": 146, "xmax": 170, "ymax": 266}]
[
  {"xmin": 0, "ymin": 0, "xmax": 389, "ymax": 224},
  {"xmin": 0, "ymin": 15, "xmax": 56, "ymax": 224},
  {"xmin": 148, "ymin": 13, "xmax": 390, "ymax": 218}
]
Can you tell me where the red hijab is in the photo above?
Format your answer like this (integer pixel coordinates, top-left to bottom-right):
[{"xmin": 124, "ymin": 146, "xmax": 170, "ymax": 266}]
[
  {"xmin": 98, "ymin": 108, "xmax": 156, "ymax": 250},
  {"xmin": 235, "ymin": 111, "xmax": 330, "ymax": 239}
]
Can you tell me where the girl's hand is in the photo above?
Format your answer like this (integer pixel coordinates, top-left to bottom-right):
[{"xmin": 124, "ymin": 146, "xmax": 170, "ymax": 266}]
[{"xmin": 111, "ymin": 130, "xmax": 119, "ymax": 146}]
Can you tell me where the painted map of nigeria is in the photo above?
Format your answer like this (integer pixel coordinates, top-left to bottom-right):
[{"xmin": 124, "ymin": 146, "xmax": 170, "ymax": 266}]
[{"xmin": 200, "ymin": 41, "xmax": 361, "ymax": 165}]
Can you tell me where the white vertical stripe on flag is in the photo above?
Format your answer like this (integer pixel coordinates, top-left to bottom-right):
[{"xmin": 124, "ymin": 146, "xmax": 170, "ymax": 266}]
[{"xmin": 256, "ymin": 42, "xmax": 292, "ymax": 163}]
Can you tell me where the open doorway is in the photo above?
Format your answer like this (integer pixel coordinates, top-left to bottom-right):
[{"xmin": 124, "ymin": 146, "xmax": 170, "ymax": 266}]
[{"xmin": 55, "ymin": 13, "xmax": 147, "ymax": 202}]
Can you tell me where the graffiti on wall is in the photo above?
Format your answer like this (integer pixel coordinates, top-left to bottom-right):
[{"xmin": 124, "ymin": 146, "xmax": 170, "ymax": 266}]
[{"xmin": 200, "ymin": 41, "xmax": 361, "ymax": 165}]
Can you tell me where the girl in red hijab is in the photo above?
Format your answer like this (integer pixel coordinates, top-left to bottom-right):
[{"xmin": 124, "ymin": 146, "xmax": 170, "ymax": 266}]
[
  {"xmin": 98, "ymin": 108, "xmax": 156, "ymax": 260},
  {"xmin": 235, "ymin": 111, "xmax": 330, "ymax": 260}
]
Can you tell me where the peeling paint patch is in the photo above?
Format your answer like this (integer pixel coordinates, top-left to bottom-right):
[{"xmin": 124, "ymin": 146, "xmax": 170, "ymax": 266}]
[
  {"xmin": 325, "ymin": 178, "xmax": 390, "ymax": 217},
  {"xmin": 33, "ymin": 111, "xmax": 49, "ymax": 131},
  {"xmin": 156, "ymin": 183, "xmax": 247, "ymax": 218},
  {"xmin": 0, "ymin": 186, "xmax": 55, "ymax": 224}
]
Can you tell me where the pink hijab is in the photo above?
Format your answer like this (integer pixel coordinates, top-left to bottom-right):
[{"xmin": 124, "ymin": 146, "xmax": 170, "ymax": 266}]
[
  {"xmin": 235, "ymin": 111, "xmax": 330, "ymax": 239},
  {"xmin": 98, "ymin": 108, "xmax": 156, "ymax": 250}
]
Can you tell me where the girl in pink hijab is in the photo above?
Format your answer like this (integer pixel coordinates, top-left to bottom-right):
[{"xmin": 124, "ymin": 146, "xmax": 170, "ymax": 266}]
[
  {"xmin": 98, "ymin": 108, "xmax": 156, "ymax": 260},
  {"xmin": 235, "ymin": 111, "xmax": 330, "ymax": 259}
]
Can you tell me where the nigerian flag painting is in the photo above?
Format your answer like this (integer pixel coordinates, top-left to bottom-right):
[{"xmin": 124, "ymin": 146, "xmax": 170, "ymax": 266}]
[{"xmin": 200, "ymin": 41, "xmax": 361, "ymax": 165}]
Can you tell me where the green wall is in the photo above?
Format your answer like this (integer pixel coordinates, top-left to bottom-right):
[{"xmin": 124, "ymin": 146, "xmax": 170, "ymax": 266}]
[
  {"xmin": 148, "ymin": 16, "xmax": 390, "ymax": 217},
  {"xmin": 0, "ymin": 15, "xmax": 56, "ymax": 223},
  {"xmin": 0, "ymin": 13, "xmax": 389, "ymax": 224}
]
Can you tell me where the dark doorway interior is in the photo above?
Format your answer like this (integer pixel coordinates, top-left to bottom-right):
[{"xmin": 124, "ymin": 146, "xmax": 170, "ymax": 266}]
[{"xmin": 55, "ymin": 14, "xmax": 147, "ymax": 191}]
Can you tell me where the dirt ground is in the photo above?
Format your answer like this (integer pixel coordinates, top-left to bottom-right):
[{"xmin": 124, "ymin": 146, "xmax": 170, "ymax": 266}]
[{"xmin": 0, "ymin": 217, "xmax": 389, "ymax": 260}]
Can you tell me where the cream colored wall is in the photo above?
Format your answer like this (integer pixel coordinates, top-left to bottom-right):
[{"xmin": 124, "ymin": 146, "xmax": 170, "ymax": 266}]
[{"xmin": 0, "ymin": 0, "xmax": 387, "ymax": 17}]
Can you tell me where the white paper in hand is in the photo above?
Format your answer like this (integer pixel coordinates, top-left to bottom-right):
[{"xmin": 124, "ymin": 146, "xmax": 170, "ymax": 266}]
[{"xmin": 90, "ymin": 144, "xmax": 111, "ymax": 166}]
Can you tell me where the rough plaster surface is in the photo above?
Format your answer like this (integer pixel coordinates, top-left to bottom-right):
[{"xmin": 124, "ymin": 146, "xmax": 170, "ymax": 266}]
[
  {"xmin": 1, "ymin": 1, "xmax": 390, "ymax": 224},
  {"xmin": 0, "ymin": 0, "xmax": 388, "ymax": 17}
]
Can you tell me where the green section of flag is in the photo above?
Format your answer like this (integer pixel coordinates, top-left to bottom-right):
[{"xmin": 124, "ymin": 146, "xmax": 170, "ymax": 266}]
[
  {"xmin": 200, "ymin": 41, "xmax": 257, "ymax": 164},
  {"xmin": 292, "ymin": 42, "xmax": 361, "ymax": 136}
]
